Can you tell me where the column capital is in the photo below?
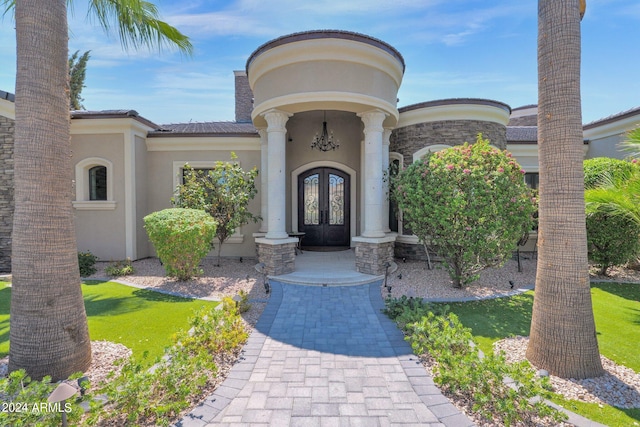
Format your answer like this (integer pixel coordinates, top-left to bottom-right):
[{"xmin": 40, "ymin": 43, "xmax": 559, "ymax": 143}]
[
  {"xmin": 257, "ymin": 127, "xmax": 267, "ymax": 144},
  {"xmin": 262, "ymin": 109, "xmax": 292, "ymax": 132},
  {"xmin": 358, "ymin": 109, "xmax": 387, "ymax": 134},
  {"xmin": 383, "ymin": 128, "xmax": 393, "ymax": 146}
]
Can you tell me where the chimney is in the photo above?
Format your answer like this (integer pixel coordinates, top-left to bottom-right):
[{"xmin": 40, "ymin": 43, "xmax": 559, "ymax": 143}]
[{"xmin": 234, "ymin": 70, "xmax": 253, "ymax": 123}]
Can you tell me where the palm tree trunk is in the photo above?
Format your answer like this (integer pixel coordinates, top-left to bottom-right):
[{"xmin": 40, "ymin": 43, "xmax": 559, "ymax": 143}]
[
  {"xmin": 526, "ymin": 0, "xmax": 603, "ymax": 379},
  {"xmin": 9, "ymin": 0, "xmax": 91, "ymax": 381}
]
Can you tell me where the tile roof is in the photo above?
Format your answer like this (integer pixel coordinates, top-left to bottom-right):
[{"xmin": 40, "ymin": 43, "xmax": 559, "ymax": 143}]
[
  {"xmin": 400, "ymin": 98, "xmax": 511, "ymax": 114},
  {"xmin": 507, "ymin": 126, "xmax": 538, "ymax": 143},
  {"xmin": 0, "ymin": 90, "xmax": 14, "ymax": 102},
  {"xmin": 70, "ymin": 109, "xmax": 159, "ymax": 128},
  {"xmin": 247, "ymin": 30, "xmax": 405, "ymax": 73},
  {"xmin": 149, "ymin": 121, "xmax": 258, "ymax": 137},
  {"xmin": 583, "ymin": 106, "xmax": 640, "ymax": 129}
]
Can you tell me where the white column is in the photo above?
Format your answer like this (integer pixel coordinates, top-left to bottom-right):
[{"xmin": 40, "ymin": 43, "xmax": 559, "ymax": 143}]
[
  {"xmin": 358, "ymin": 110, "xmax": 387, "ymax": 238},
  {"xmin": 258, "ymin": 128, "xmax": 268, "ymax": 233},
  {"xmin": 263, "ymin": 109, "xmax": 292, "ymax": 239},
  {"xmin": 382, "ymin": 128, "xmax": 392, "ymax": 233}
]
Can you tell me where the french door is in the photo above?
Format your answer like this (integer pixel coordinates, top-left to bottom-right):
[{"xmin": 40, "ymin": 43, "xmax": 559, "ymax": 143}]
[{"xmin": 298, "ymin": 167, "xmax": 350, "ymax": 247}]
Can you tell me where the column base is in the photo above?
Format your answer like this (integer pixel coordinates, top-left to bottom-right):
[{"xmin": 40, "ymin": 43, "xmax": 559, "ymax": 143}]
[
  {"xmin": 352, "ymin": 236, "xmax": 396, "ymax": 275},
  {"xmin": 255, "ymin": 237, "xmax": 298, "ymax": 276}
]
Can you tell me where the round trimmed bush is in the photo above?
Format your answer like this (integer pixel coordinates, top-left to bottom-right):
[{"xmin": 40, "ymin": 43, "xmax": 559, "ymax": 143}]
[
  {"xmin": 586, "ymin": 209, "xmax": 640, "ymax": 275},
  {"xmin": 144, "ymin": 208, "xmax": 217, "ymax": 281}
]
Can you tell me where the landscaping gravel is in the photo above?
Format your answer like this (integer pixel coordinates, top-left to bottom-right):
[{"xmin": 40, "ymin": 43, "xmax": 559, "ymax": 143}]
[{"xmin": 495, "ymin": 336, "xmax": 640, "ymax": 409}]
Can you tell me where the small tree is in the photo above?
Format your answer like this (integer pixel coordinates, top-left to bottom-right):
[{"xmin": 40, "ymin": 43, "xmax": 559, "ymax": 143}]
[
  {"xmin": 393, "ymin": 134, "xmax": 535, "ymax": 287},
  {"xmin": 172, "ymin": 153, "xmax": 260, "ymax": 266},
  {"xmin": 69, "ymin": 50, "xmax": 91, "ymax": 110},
  {"xmin": 144, "ymin": 208, "xmax": 216, "ymax": 281}
]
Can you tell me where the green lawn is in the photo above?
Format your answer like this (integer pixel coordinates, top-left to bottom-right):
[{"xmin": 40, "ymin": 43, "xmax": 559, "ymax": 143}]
[
  {"xmin": 0, "ymin": 281, "xmax": 218, "ymax": 363},
  {"xmin": 440, "ymin": 281, "xmax": 640, "ymax": 427}
]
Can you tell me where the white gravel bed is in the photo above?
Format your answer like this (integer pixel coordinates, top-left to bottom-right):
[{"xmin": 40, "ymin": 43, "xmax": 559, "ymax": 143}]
[
  {"xmin": 495, "ymin": 336, "xmax": 640, "ymax": 409},
  {"xmin": 383, "ymin": 256, "xmax": 538, "ymax": 300}
]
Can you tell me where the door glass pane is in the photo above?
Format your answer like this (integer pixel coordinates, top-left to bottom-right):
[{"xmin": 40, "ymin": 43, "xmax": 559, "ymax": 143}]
[
  {"xmin": 328, "ymin": 173, "xmax": 344, "ymax": 225},
  {"xmin": 304, "ymin": 174, "xmax": 319, "ymax": 225}
]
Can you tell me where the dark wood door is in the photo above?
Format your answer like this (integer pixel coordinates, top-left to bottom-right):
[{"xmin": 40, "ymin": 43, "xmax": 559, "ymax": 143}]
[{"xmin": 298, "ymin": 167, "xmax": 350, "ymax": 247}]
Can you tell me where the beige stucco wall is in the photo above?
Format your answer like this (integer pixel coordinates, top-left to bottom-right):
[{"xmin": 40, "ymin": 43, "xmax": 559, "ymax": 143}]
[
  {"xmin": 71, "ymin": 133, "xmax": 127, "ymax": 260},
  {"xmin": 253, "ymin": 61, "xmax": 399, "ymax": 115},
  {"xmin": 586, "ymin": 134, "xmax": 627, "ymax": 160},
  {"xmin": 134, "ymin": 135, "xmax": 149, "ymax": 258},
  {"xmin": 248, "ymin": 33, "xmax": 404, "ymax": 129},
  {"xmin": 145, "ymin": 147, "xmax": 262, "ymax": 258}
]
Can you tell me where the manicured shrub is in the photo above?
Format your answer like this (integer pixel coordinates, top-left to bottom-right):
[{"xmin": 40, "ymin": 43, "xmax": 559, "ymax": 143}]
[
  {"xmin": 583, "ymin": 157, "xmax": 639, "ymax": 189},
  {"xmin": 144, "ymin": 208, "xmax": 217, "ymax": 281},
  {"xmin": 393, "ymin": 134, "xmax": 536, "ymax": 287},
  {"xmin": 586, "ymin": 209, "xmax": 640, "ymax": 275},
  {"xmin": 78, "ymin": 250, "xmax": 98, "ymax": 277},
  {"xmin": 384, "ymin": 298, "xmax": 566, "ymax": 426}
]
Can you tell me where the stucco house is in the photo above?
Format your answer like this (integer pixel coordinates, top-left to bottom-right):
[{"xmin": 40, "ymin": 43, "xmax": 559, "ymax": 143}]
[{"xmin": 0, "ymin": 30, "xmax": 638, "ymax": 275}]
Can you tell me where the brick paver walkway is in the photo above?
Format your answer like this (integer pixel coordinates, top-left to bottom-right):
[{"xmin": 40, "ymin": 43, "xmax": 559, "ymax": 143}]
[{"xmin": 177, "ymin": 280, "xmax": 473, "ymax": 427}]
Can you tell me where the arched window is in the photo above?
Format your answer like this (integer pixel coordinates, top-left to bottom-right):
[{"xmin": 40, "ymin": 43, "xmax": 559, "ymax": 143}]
[
  {"xmin": 89, "ymin": 166, "xmax": 107, "ymax": 201},
  {"xmin": 73, "ymin": 158, "xmax": 115, "ymax": 210}
]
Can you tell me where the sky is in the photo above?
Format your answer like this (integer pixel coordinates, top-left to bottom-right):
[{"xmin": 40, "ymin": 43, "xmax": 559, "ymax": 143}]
[{"xmin": 0, "ymin": 0, "xmax": 638, "ymax": 126}]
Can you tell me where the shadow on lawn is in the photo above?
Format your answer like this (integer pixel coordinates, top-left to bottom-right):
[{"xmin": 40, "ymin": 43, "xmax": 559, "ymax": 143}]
[
  {"xmin": 591, "ymin": 281, "xmax": 640, "ymax": 301},
  {"xmin": 591, "ymin": 282, "xmax": 640, "ymax": 327},
  {"xmin": 445, "ymin": 292, "xmax": 534, "ymax": 342}
]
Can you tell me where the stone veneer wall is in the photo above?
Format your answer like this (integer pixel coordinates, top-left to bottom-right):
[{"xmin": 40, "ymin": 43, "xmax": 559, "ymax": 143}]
[
  {"xmin": 394, "ymin": 242, "xmax": 430, "ymax": 262},
  {"xmin": 0, "ymin": 115, "xmax": 14, "ymax": 272},
  {"xmin": 256, "ymin": 242, "xmax": 296, "ymax": 276},
  {"xmin": 389, "ymin": 119, "xmax": 507, "ymax": 167},
  {"xmin": 354, "ymin": 241, "xmax": 394, "ymax": 276}
]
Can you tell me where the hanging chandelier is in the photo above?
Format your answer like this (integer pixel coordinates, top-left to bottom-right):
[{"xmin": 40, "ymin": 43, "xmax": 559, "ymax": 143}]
[{"xmin": 311, "ymin": 111, "xmax": 339, "ymax": 151}]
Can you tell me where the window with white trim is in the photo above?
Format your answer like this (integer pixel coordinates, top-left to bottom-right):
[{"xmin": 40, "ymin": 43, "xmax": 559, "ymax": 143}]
[
  {"xmin": 89, "ymin": 166, "xmax": 107, "ymax": 200},
  {"xmin": 73, "ymin": 158, "xmax": 116, "ymax": 210}
]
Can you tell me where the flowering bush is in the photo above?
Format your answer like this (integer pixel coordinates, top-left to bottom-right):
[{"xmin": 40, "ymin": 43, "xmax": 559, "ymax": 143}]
[{"xmin": 393, "ymin": 134, "xmax": 536, "ymax": 287}]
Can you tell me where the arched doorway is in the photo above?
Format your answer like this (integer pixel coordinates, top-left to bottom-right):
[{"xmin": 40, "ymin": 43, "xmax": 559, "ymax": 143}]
[{"xmin": 297, "ymin": 167, "xmax": 350, "ymax": 248}]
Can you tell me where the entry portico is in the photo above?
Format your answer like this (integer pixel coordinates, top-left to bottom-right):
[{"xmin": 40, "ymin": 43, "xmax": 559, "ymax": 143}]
[{"xmin": 249, "ymin": 30, "xmax": 405, "ymax": 276}]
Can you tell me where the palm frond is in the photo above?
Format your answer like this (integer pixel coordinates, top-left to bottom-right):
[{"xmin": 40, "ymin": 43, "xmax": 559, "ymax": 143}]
[
  {"xmin": 1, "ymin": 0, "xmax": 15, "ymax": 18},
  {"xmin": 585, "ymin": 171, "xmax": 640, "ymax": 226},
  {"xmin": 619, "ymin": 127, "xmax": 640, "ymax": 159},
  {"xmin": 86, "ymin": 0, "xmax": 193, "ymax": 55}
]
